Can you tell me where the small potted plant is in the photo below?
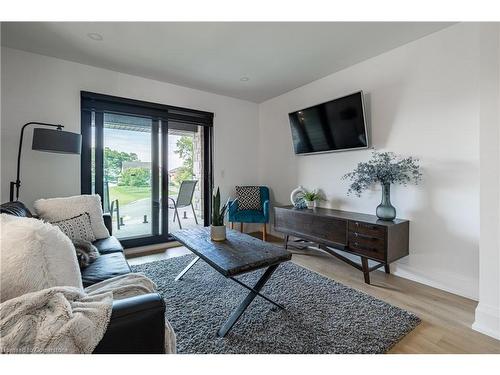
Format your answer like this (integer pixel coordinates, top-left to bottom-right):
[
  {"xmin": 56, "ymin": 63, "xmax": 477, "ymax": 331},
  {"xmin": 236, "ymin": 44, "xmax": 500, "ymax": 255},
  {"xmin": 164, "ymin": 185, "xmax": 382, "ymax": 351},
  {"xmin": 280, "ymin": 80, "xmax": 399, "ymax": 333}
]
[
  {"xmin": 342, "ymin": 151, "xmax": 422, "ymax": 220},
  {"xmin": 302, "ymin": 189, "xmax": 323, "ymax": 209},
  {"xmin": 211, "ymin": 187, "xmax": 229, "ymax": 241}
]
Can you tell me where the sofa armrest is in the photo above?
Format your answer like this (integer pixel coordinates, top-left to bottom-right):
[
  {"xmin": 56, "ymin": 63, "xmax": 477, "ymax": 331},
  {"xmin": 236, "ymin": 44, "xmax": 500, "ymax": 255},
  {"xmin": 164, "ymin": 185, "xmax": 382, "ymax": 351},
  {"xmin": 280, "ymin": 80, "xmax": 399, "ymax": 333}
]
[
  {"xmin": 93, "ymin": 293, "xmax": 167, "ymax": 354},
  {"xmin": 103, "ymin": 213, "xmax": 112, "ymax": 235}
]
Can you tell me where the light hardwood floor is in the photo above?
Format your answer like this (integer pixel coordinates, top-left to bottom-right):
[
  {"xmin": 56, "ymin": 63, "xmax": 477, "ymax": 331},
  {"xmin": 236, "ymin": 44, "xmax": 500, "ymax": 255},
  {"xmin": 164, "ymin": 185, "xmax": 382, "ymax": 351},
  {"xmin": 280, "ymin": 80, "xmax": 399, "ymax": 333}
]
[{"xmin": 127, "ymin": 235, "xmax": 500, "ymax": 354}]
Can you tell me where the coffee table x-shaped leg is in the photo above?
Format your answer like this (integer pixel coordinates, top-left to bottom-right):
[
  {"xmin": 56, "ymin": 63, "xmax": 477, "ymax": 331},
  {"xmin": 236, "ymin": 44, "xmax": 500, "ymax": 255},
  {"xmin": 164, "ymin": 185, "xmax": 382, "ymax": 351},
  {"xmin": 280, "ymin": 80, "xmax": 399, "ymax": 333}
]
[{"xmin": 175, "ymin": 257, "xmax": 284, "ymax": 337}]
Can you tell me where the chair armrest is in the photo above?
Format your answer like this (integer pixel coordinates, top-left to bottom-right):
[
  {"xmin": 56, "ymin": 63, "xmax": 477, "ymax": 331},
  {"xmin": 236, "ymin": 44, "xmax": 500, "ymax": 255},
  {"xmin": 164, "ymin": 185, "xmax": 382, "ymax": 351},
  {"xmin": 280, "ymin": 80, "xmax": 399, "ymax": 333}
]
[
  {"xmin": 263, "ymin": 200, "xmax": 270, "ymax": 222},
  {"xmin": 228, "ymin": 199, "xmax": 239, "ymax": 221},
  {"xmin": 102, "ymin": 213, "xmax": 112, "ymax": 235},
  {"xmin": 93, "ymin": 293, "xmax": 167, "ymax": 354}
]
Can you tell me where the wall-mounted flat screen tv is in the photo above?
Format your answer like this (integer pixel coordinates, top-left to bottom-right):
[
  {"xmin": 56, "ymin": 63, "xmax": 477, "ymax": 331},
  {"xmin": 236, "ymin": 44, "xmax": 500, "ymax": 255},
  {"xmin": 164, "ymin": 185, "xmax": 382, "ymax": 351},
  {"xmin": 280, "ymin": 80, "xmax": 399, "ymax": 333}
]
[{"xmin": 288, "ymin": 91, "xmax": 368, "ymax": 155}]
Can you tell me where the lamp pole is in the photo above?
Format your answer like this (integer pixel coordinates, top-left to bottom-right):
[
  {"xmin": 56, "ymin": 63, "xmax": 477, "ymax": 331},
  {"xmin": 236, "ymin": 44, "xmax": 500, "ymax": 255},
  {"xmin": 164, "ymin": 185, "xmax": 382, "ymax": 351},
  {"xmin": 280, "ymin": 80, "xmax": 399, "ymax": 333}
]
[{"xmin": 10, "ymin": 122, "xmax": 63, "ymax": 202}]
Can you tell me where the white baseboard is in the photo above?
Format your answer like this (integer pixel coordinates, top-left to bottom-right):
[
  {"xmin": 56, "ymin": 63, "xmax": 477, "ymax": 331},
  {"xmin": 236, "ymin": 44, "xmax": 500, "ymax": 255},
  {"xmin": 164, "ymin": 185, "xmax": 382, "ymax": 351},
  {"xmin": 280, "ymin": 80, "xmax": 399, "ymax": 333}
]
[
  {"xmin": 270, "ymin": 230, "xmax": 479, "ymax": 300},
  {"xmin": 327, "ymin": 248, "xmax": 479, "ymax": 300},
  {"xmin": 472, "ymin": 303, "xmax": 500, "ymax": 340},
  {"xmin": 382, "ymin": 266, "xmax": 479, "ymax": 301}
]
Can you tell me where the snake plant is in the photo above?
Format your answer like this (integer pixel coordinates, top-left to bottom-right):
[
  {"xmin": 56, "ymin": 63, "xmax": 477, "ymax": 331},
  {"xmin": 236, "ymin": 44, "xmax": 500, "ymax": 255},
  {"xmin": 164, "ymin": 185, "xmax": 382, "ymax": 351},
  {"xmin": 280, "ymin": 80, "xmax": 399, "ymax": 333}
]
[{"xmin": 211, "ymin": 187, "xmax": 229, "ymax": 226}]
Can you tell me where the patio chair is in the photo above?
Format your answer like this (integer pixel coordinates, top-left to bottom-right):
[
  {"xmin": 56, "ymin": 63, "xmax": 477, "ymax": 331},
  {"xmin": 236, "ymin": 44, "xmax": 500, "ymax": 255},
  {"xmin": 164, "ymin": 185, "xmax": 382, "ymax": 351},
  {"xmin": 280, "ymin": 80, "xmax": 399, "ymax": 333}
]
[{"xmin": 169, "ymin": 180, "xmax": 199, "ymax": 229}]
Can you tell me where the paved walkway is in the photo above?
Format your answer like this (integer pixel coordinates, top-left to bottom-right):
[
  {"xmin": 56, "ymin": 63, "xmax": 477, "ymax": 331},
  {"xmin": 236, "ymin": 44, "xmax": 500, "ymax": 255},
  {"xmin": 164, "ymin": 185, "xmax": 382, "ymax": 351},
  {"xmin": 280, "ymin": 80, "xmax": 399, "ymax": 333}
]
[{"xmin": 112, "ymin": 198, "xmax": 201, "ymax": 239}]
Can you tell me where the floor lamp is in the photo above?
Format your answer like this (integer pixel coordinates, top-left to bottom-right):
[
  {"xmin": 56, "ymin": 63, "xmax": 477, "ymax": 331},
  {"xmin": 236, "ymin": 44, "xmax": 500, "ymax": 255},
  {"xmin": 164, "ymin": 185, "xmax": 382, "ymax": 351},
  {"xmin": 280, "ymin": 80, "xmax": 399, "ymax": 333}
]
[{"xmin": 9, "ymin": 122, "xmax": 82, "ymax": 202}]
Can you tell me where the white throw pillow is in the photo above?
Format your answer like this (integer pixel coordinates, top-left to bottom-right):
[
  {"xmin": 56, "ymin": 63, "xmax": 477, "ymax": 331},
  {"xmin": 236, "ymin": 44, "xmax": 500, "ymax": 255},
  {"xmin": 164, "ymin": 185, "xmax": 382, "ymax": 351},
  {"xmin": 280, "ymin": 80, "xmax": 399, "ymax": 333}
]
[
  {"xmin": 0, "ymin": 214, "xmax": 83, "ymax": 303},
  {"xmin": 34, "ymin": 195, "xmax": 110, "ymax": 240}
]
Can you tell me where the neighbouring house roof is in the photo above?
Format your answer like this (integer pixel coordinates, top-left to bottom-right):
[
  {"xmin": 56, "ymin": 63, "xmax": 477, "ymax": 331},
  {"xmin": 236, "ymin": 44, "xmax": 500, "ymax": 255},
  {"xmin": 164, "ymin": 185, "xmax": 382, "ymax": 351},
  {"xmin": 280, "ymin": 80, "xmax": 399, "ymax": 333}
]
[{"xmin": 122, "ymin": 161, "xmax": 151, "ymax": 170}]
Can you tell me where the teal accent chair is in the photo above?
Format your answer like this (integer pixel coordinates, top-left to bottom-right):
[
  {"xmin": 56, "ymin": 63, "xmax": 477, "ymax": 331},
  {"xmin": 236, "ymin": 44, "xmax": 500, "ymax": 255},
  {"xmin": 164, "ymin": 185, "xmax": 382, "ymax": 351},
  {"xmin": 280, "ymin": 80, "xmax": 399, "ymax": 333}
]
[{"xmin": 228, "ymin": 186, "xmax": 270, "ymax": 241}]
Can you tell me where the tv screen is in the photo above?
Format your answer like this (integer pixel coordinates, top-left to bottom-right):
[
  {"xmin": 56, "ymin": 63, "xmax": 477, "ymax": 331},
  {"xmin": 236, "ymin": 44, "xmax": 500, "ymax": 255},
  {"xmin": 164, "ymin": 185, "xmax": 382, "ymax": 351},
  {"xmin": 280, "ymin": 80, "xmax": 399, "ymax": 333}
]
[{"xmin": 288, "ymin": 91, "xmax": 368, "ymax": 155}]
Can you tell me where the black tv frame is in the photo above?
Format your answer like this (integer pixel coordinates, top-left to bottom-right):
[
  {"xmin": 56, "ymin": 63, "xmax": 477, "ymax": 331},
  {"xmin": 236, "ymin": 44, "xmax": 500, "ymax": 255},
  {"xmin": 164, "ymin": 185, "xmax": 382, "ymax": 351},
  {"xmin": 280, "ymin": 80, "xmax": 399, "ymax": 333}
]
[{"xmin": 288, "ymin": 90, "xmax": 369, "ymax": 156}]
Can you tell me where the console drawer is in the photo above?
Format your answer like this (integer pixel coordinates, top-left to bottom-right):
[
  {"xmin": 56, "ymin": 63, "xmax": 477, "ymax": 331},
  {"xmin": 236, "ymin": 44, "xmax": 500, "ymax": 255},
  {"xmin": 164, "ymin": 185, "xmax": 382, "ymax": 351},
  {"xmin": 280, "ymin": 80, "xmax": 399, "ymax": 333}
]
[
  {"xmin": 348, "ymin": 236, "xmax": 385, "ymax": 261},
  {"xmin": 348, "ymin": 221, "xmax": 386, "ymax": 239},
  {"xmin": 348, "ymin": 232, "xmax": 385, "ymax": 251},
  {"xmin": 274, "ymin": 208, "xmax": 313, "ymax": 235},
  {"xmin": 311, "ymin": 216, "xmax": 347, "ymax": 246},
  {"xmin": 274, "ymin": 208, "xmax": 347, "ymax": 246}
]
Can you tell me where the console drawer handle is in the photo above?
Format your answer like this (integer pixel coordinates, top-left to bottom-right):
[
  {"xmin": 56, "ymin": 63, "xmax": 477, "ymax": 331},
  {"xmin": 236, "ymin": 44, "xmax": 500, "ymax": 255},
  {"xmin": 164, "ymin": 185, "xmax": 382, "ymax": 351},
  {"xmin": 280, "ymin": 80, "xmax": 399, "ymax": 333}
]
[
  {"xmin": 351, "ymin": 241, "xmax": 379, "ymax": 252},
  {"xmin": 353, "ymin": 221, "xmax": 381, "ymax": 231},
  {"xmin": 351, "ymin": 232, "xmax": 380, "ymax": 242}
]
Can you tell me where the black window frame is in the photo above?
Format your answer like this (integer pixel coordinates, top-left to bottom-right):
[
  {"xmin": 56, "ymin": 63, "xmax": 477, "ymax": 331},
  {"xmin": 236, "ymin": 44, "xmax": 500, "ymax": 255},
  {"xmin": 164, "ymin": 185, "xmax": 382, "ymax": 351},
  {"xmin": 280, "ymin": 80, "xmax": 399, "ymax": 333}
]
[{"xmin": 81, "ymin": 91, "xmax": 214, "ymax": 248}]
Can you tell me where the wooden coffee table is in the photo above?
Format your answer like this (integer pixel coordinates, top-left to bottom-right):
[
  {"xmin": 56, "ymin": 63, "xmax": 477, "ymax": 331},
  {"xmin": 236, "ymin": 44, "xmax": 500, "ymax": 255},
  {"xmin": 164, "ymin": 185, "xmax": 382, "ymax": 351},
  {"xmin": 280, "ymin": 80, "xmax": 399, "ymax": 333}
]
[{"xmin": 171, "ymin": 226, "xmax": 292, "ymax": 337}]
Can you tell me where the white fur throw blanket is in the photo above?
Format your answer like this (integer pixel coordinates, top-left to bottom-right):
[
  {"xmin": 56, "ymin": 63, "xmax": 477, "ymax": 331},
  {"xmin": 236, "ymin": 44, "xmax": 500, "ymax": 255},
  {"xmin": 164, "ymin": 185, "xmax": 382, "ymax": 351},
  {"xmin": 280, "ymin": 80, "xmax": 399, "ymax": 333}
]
[
  {"xmin": 0, "ymin": 287, "xmax": 113, "ymax": 354},
  {"xmin": 0, "ymin": 273, "xmax": 175, "ymax": 354},
  {"xmin": 85, "ymin": 273, "xmax": 157, "ymax": 299}
]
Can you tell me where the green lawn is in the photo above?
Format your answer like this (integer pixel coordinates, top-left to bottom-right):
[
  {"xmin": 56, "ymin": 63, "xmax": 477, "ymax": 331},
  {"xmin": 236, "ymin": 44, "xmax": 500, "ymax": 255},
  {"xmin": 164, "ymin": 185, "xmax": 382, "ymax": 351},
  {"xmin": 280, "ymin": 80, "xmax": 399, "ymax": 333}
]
[
  {"xmin": 109, "ymin": 185, "xmax": 180, "ymax": 206},
  {"xmin": 109, "ymin": 186, "xmax": 151, "ymax": 206}
]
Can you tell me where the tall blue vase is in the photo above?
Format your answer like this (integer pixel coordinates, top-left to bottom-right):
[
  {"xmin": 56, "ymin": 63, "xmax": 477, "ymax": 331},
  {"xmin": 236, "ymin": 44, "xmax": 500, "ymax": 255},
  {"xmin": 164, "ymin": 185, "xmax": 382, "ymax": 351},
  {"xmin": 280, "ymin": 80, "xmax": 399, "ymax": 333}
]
[{"xmin": 376, "ymin": 183, "xmax": 396, "ymax": 221}]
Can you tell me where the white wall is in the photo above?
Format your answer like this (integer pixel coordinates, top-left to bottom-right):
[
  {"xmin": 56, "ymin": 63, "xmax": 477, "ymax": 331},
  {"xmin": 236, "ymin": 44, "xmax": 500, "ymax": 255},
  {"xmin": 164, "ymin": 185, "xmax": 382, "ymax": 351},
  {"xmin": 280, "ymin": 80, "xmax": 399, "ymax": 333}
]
[
  {"xmin": 2, "ymin": 21, "xmax": 500, "ymax": 336},
  {"xmin": 473, "ymin": 23, "xmax": 500, "ymax": 339},
  {"xmin": 2, "ymin": 22, "xmax": 499, "ymax": 338},
  {"xmin": 1, "ymin": 47, "xmax": 259, "ymax": 208},
  {"xmin": 258, "ymin": 23, "xmax": 480, "ymax": 300}
]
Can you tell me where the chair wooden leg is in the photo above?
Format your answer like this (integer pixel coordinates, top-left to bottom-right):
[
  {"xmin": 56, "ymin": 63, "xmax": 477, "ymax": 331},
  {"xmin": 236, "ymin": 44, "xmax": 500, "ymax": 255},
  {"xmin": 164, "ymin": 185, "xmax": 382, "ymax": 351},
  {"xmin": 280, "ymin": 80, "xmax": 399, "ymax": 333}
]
[
  {"xmin": 240, "ymin": 222, "xmax": 243, "ymax": 232},
  {"xmin": 262, "ymin": 223, "xmax": 267, "ymax": 242},
  {"xmin": 231, "ymin": 222, "xmax": 234, "ymax": 230}
]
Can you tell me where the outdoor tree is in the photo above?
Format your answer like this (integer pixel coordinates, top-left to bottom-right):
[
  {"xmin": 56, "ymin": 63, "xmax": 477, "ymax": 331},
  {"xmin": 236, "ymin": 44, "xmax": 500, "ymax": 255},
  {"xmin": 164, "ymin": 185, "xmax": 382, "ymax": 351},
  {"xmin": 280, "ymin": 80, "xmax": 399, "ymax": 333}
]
[
  {"xmin": 103, "ymin": 147, "xmax": 139, "ymax": 183},
  {"xmin": 173, "ymin": 135, "xmax": 194, "ymax": 186},
  {"xmin": 118, "ymin": 167, "xmax": 151, "ymax": 187}
]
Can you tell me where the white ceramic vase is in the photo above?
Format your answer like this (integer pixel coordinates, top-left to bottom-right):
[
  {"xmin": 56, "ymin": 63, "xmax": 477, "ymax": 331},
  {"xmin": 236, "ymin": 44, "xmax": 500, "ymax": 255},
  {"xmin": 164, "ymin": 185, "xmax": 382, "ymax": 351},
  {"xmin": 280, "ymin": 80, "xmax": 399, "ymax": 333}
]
[
  {"xmin": 306, "ymin": 201, "xmax": 315, "ymax": 209},
  {"xmin": 210, "ymin": 225, "xmax": 226, "ymax": 241}
]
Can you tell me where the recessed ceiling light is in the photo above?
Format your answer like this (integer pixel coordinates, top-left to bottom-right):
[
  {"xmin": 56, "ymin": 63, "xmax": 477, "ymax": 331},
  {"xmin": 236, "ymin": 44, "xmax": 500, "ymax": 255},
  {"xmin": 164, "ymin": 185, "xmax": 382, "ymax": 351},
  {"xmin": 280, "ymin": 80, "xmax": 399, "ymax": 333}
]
[
  {"xmin": 240, "ymin": 77, "xmax": 249, "ymax": 82},
  {"xmin": 87, "ymin": 33, "xmax": 103, "ymax": 41}
]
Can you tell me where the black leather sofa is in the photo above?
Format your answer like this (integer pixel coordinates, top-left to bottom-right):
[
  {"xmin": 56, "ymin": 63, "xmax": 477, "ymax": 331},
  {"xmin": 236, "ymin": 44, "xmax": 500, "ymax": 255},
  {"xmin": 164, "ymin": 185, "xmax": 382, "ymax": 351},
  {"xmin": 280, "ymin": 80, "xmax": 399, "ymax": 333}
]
[{"xmin": 0, "ymin": 201, "xmax": 167, "ymax": 354}]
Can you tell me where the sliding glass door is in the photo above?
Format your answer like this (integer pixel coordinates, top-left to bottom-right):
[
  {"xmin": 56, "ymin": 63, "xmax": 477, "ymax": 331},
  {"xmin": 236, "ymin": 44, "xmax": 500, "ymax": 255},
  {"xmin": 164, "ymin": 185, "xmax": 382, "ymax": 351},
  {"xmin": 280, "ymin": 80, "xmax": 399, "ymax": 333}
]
[
  {"xmin": 81, "ymin": 92, "xmax": 213, "ymax": 248},
  {"xmin": 167, "ymin": 122, "xmax": 206, "ymax": 230},
  {"xmin": 103, "ymin": 113, "xmax": 156, "ymax": 239}
]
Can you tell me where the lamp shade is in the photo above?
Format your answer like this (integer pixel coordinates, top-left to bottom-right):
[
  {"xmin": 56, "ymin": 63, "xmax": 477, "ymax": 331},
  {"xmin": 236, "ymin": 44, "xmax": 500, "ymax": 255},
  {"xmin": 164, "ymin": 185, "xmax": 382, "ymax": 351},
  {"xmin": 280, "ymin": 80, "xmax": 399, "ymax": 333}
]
[{"xmin": 31, "ymin": 128, "xmax": 82, "ymax": 154}]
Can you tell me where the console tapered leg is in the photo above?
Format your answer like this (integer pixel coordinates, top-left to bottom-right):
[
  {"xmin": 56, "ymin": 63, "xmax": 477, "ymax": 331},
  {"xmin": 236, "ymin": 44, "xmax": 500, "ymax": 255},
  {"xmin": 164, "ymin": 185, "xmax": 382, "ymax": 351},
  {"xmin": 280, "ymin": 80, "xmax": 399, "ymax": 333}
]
[{"xmin": 361, "ymin": 257, "xmax": 370, "ymax": 284}]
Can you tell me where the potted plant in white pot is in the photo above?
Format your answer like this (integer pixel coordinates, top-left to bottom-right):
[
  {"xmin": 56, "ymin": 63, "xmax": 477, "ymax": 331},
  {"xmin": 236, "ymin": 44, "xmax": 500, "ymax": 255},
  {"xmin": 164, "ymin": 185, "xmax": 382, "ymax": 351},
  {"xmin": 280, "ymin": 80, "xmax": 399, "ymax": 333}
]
[
  {"xmin": 302, "ymin": 189, "xmax": 323, "ymax": 209},
  {"xmin": 211, "ymin": 187, "xmax": 229, "ymax": 241},
  {"xmin": 342, "ymin": 151, "xmax": 422, "ymax": 220}
]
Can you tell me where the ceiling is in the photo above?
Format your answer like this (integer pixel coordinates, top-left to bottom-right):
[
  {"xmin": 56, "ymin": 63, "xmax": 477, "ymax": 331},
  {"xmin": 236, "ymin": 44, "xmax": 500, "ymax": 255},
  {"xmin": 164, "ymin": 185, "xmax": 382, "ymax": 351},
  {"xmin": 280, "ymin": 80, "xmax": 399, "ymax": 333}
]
[{"xmin": 1, "ymin": 22, "xmax": 453, "ymax": 102}]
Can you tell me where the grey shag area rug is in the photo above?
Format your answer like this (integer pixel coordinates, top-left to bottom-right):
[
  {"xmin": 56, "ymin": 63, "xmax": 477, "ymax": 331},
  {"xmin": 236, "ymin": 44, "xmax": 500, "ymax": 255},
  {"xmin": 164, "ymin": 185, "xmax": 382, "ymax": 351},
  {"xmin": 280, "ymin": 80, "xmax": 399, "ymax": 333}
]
[{"xmin": 131, "ymin": 255, "xmax": 420, "ymax": 354}]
